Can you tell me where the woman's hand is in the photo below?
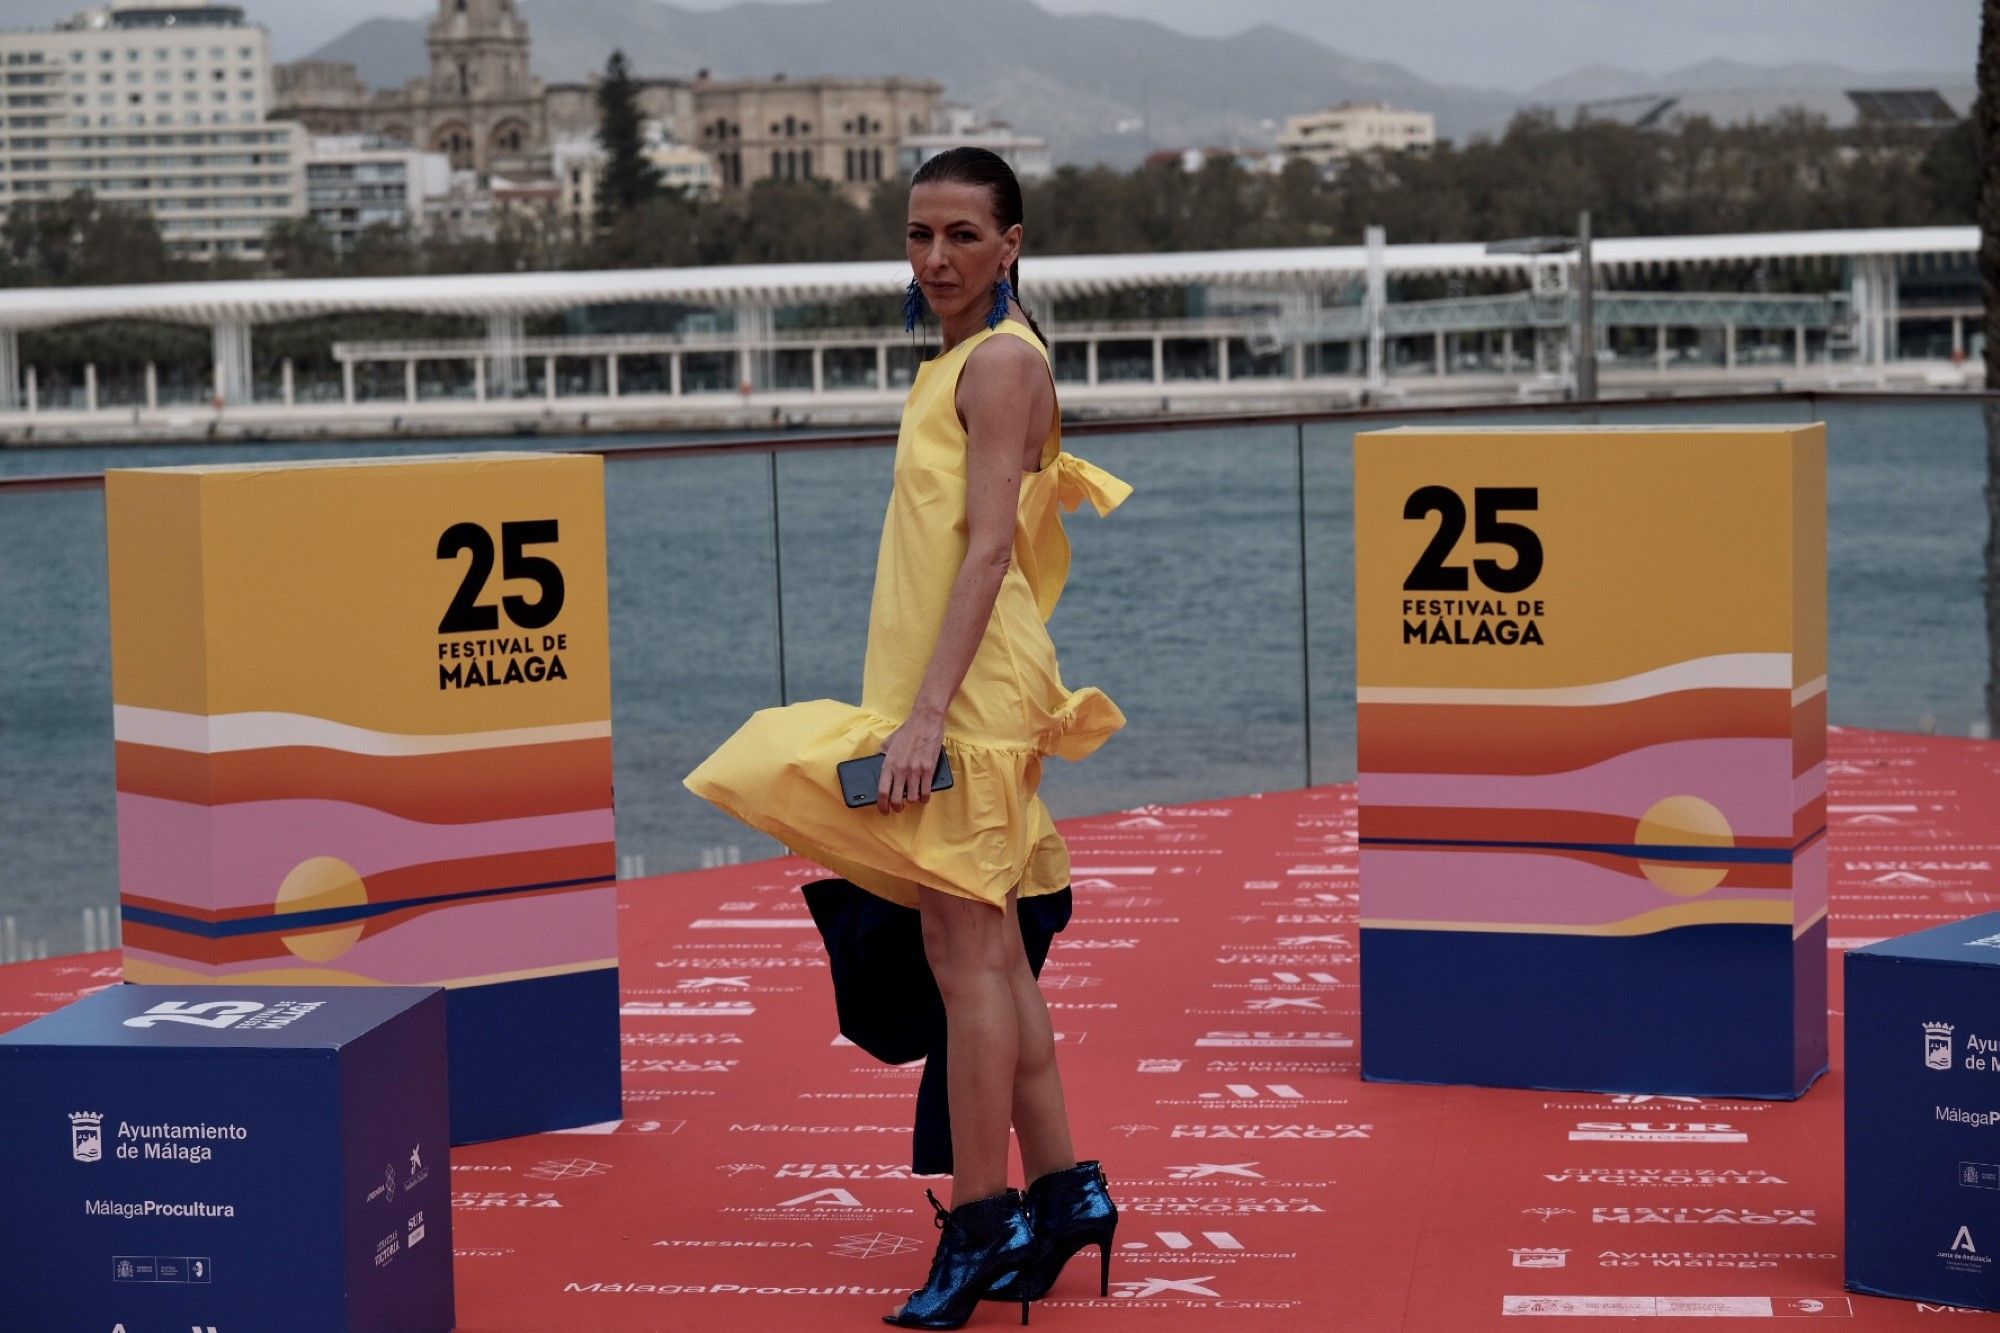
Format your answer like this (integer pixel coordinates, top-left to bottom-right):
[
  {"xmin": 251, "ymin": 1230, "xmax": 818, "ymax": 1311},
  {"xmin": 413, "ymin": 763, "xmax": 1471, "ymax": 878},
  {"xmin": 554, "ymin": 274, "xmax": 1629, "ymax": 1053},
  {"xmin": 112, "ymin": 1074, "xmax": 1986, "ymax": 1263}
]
[{"xmin": 877, "ymin": 706, "xmax": 947, "ymax": 814}]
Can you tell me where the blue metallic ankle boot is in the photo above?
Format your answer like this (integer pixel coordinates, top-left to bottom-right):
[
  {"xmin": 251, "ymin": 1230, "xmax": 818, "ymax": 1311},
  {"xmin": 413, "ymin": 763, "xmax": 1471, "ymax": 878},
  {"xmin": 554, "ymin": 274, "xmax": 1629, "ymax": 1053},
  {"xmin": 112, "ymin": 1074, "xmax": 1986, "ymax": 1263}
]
[
  {"xmin": 983, "ymin": 1160, "xmax": 1119, "ymax": 1302},
  {"xmin": 884, "ymin": 1187, "xmax": 1037, "ymax": 1329}
]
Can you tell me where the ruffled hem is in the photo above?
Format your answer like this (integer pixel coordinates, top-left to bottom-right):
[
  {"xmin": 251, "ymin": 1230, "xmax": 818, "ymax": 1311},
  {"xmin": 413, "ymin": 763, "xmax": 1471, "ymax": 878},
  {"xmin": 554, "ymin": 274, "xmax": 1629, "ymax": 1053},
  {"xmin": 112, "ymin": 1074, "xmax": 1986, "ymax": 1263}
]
[
  {"xmin": 1048, "ymin": 685, "xmax": 1125, "ymax": 762},
  {"xmin": 684, "ymin": 698, "xmax": 1077, "ymax": 910}
]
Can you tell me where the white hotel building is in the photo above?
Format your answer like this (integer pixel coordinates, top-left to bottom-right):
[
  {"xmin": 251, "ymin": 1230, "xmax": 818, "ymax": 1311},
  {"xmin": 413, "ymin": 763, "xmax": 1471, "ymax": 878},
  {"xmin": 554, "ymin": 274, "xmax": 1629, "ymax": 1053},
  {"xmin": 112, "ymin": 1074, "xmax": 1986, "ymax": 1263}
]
[{"xmin": 0, "ymin": 1, "xmax": 303, "ymax": 261}]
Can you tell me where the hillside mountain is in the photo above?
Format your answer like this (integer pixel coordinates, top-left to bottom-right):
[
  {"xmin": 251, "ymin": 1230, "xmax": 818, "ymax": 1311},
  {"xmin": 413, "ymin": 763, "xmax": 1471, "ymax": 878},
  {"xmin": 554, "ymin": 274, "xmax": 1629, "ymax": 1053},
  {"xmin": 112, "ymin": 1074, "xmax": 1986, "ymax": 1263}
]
[
  {"xmin": 308, "ymin": 17, "xmax": 431, "ymax": 89},
  {"xmin": 302, "ymin": 0, "xmax": 1972, "ymax": 167},
  {"xmin": 305, "ymin": 0, "xmax": 1520, "ymax": 166}
]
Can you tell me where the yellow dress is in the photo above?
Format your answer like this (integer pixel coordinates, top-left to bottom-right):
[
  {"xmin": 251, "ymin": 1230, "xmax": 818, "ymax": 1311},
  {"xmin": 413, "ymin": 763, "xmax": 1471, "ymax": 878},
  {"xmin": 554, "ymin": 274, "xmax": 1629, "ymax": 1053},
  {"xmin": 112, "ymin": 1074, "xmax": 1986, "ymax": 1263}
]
[{"xmin": 683, "ymin": 319, "xmax": 1130, "ymax": 910}]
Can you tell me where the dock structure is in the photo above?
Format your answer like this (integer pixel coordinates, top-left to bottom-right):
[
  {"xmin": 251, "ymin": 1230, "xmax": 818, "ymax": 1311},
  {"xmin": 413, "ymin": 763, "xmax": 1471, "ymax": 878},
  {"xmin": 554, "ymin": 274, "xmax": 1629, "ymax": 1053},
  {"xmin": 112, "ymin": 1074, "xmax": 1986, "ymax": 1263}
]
[{"xmin": 0, "ymin": 225, "xmax": 1978, "ymax": 437}]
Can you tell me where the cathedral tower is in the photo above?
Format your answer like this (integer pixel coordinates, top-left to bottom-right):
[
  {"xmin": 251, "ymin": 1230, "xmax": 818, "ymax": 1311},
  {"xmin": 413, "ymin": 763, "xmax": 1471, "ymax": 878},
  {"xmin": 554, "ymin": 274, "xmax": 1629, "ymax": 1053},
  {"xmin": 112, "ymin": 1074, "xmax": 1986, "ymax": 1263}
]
[{"xmin": 418, "ymin": 0, "xmax": 545, "ymax": 174}]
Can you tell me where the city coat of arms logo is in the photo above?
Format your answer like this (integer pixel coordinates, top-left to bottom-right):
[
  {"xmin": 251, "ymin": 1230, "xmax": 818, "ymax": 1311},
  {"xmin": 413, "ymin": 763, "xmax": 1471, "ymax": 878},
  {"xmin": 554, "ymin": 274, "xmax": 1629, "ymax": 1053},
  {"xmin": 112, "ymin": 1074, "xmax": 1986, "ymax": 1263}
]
[
  {"xmin": 1926, "ymin": 1022, "xmax": 1956, "ymax": 1071},
  {"xmin": 70, "ymin": 1111, "xmax": 104, "ymax": 1163}
]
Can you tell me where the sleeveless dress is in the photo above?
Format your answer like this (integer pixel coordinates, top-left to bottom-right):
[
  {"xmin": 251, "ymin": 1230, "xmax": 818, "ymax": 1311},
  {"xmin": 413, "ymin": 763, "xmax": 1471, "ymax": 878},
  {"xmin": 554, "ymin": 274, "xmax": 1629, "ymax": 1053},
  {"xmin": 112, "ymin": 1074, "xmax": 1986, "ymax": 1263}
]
[{"xmin": 683, "ymin": 319, "xmax": 1130, "ymax": 910}]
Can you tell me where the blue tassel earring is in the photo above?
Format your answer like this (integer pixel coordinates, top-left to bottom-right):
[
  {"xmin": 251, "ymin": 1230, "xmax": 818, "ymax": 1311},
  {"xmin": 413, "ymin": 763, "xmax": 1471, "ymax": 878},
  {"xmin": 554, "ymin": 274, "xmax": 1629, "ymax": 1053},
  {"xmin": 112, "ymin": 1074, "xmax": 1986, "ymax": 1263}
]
[
  {"xmin": 903, "ymin": 277, "xmax": 925, "ymax": 333},
  {"xmin": 987, "ymin": 278, "xmax": 1015, "ymax": 329}
]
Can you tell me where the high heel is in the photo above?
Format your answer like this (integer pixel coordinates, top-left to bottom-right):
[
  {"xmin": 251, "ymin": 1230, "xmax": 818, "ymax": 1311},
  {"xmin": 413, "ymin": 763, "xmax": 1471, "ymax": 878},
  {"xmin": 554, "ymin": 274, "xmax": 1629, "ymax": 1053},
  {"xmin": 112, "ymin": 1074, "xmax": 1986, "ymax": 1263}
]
[
  {"xmin": 884, "ymin": 1187, "xmax": 1038, "ymax": 1329},
  {"xmin": 984, "ymin": 1160, "xmax": 1119, "ymax": 1302}
]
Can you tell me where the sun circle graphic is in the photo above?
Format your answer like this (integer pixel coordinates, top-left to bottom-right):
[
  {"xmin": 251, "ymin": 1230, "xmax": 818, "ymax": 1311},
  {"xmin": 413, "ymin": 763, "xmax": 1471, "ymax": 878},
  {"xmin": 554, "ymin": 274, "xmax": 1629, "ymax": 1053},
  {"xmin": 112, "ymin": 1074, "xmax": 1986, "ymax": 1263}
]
[
  {"xmin": 1634, "ymin": 795, "xmax": 1733, "ymax": 897},
  {"xmin": 274, "ymin": 856, "xmax": 368, "ymax": 962}
]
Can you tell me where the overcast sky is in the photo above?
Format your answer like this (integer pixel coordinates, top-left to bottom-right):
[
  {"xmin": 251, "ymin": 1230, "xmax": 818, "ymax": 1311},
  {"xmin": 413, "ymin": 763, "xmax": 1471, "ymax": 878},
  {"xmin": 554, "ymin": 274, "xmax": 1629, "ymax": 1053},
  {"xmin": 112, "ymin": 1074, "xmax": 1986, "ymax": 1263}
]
[
  {"xmin": 1028, "ymin": 0, "xmax": 1977, "ymax": 88},
  {"xmin": 254, "ymin": 0, "xmax": 1976, "ymax": 91}
]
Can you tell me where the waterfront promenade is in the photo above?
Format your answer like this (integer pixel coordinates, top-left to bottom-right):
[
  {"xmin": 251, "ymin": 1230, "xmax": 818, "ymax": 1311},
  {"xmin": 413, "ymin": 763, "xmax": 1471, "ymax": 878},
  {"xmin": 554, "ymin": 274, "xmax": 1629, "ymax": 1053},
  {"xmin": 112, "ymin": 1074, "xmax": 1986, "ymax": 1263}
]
[{"xmin": 0, "ymin": 226, "xmax": 1977, "ymax": 443}]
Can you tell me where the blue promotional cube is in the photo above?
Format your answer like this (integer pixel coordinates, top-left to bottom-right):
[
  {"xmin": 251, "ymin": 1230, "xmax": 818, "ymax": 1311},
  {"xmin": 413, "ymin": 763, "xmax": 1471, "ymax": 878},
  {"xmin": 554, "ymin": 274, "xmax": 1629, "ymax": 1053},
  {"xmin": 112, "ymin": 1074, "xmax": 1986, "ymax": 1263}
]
[
  {"xmin": 0, "ymin": 985, "xmax": 454, "ymax": 1332},
  {"xmin": 1848, "ymin": 914, "xmax": 2000, "ymax": 1311}
]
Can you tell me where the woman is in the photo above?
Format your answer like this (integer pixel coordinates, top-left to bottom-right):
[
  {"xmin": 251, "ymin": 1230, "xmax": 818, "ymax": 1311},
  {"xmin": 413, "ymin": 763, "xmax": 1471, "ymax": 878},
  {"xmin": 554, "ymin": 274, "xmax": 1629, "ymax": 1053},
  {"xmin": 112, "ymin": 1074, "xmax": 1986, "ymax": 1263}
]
[{"xmin": 684, "ymin": 146, "xmax": 1128, "ymax": 1328}]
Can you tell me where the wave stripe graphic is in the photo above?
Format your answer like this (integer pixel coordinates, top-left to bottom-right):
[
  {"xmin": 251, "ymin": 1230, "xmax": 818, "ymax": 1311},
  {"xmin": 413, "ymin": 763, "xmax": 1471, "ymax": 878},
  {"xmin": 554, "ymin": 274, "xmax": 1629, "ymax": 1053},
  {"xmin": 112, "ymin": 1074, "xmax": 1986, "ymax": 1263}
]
[
  {"xmin": 1362, "ymin": 898, "xmax": 1801, "ymax": 936},
  {"xmin": 117, "ymin": 739, "xmax": 612, "ymax": 822},
  {"xmin": 121, "ymin": 886, "xmax": 617, "ymax": 976},
  {"xmin": 1359, "ymin": 845, "xmax": 1797, "ymax": 924},
  {"xmin": 1359, "ymin": 737, "xmax": 1804, "ymax": 832},
  {"xmin": 123, "ymin": 842, "xmax": 613, "ymax": 924},
  {"xmin": 1358, "ymin": 834, "xmax": 1807, "ymax": 864},
  {"xmin": 1364, "ymin": 845, "xmax": 1796, "ymax": 889},
  {"xmin": 113, "ymin": 704, "xmax": 610, "ymax": 756},
  {"xmin": 1358, "ymin": 655, "xmax": 1809, "ymax": 708},
  {"xmin": 125, "ymin": 872, "xmax": 612, "ymax": 939},
  {"xmin": 1360, "ymin": 689, "xmax": 1799, "ymax": 776},
  {"xmin": 125, "ymin": 874, "xmax": 612, "ymax": 941},
  {"xmin": 1360, "ymin": 805, "xmax": 1800, "ymax": 853},
  {"xmin": 123, "ymin": 879, "xmax": 617, "ymax": 968},
  {"xmin": 117, "ymin": 793, "xmax": 615, "ymax": 910},
  {"xmin": 1359, "ymin": 833, "xmax": 1821, "ymax": 888},
  {"xmin": 122, "ymin": 954, "xmax": 617, "ymax": 990}
]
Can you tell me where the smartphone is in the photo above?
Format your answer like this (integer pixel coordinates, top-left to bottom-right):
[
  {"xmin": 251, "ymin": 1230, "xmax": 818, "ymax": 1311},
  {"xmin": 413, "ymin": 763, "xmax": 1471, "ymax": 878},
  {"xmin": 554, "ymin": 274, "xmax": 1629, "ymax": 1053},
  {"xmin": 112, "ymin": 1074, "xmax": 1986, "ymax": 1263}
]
[{"xmin": 838, "ymin": 750, "xmax": 955, "ymax": 809}]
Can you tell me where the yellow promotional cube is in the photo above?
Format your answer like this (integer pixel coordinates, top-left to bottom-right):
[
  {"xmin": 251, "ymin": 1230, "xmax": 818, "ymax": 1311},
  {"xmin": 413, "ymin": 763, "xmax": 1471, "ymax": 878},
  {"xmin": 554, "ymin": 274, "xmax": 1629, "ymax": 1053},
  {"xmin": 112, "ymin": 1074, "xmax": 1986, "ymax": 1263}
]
[
  {"xmin": 1355, "ymin": 425, "xmax": 1826, "ymax": 1096},
  {"xmin": 106, "ymin": 452, "xmax": 620, "ymax": 1141}
]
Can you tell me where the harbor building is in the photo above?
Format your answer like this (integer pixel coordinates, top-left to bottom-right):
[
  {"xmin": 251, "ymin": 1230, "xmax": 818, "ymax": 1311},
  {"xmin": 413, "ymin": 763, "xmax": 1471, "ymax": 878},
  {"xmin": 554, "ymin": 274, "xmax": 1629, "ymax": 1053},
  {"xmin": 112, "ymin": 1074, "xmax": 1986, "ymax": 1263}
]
[
  {"xmin": 0, "ymin": 0, "xmax": 304, "ymax": 261},
  {"xmin": 1278, "ymin": 101, "xmax": 1436, "ymax": 169}
]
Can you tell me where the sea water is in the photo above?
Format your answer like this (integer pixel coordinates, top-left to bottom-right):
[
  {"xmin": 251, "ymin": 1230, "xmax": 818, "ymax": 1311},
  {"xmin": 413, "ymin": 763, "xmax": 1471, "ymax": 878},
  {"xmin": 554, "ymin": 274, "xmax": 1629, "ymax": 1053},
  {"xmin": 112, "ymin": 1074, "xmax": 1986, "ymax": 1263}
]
[{"xmin": 0, "ymin": 398, "xmax": 1984, "ymax": 954}]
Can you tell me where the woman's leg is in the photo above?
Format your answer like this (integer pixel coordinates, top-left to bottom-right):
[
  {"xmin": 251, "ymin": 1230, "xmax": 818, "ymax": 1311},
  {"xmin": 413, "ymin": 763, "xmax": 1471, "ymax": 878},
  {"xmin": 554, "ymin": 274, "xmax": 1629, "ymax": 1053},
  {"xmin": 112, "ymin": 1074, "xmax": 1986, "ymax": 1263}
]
[
  {"xmin": 1005, "ymin": 904, "xmax": 1076, "ymax": 1181},
  {"xmin": 918, "ymin": 884, "xmax": 1020, "ymax": 1207}
]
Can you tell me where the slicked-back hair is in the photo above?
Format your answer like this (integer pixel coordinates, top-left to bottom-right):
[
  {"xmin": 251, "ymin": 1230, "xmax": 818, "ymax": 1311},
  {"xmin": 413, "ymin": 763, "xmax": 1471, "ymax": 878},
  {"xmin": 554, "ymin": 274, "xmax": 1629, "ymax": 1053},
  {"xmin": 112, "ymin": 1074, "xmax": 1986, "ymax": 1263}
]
[{"xmin": 910, "ymin": 146, "xmax": 1045, "ymax": 343}]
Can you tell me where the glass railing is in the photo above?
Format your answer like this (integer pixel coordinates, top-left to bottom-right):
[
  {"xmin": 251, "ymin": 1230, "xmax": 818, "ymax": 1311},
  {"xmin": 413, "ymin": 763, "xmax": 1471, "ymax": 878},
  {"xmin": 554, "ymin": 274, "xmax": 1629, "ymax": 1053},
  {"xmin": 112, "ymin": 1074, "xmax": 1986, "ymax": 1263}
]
[{"xmin": 0, "ymin": 393, "xmax": 1988, "ymax": 958}]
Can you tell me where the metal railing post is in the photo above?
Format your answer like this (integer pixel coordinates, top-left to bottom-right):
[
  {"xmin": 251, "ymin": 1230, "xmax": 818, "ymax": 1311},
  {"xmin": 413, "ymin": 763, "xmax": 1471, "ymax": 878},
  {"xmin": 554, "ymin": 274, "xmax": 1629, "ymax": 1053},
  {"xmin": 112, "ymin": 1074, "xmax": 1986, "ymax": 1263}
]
[
  {"xmin": 1575, "ymin": 209, "xmax": 1597, "ymax": 401},
  {"xmin": 1295, "ymin": 421, "xmax": 1314, "ymax": 789},
  {"xmin": 0, "ymin": 328, "xmax": 17, "ymax": 412},
  {"xmin": 768, "ymin": 451, "xmax": 788, "ymax": 707}
]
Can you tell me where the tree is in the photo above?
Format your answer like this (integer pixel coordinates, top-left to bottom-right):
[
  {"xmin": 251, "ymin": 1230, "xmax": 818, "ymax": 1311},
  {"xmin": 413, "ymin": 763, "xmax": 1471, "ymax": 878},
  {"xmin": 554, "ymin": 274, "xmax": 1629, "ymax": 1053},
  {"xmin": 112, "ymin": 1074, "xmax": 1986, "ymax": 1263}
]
[
  {"xmin": 265, "ymin": 217, "xmax": 337, "ymax": 279},
  {"xmin": 593, "ymin": 50, "xmax": 660, "ymax": 233},
  {"xmin": 1981, "ymin": 0, "xmax": 2000, "ymax": 733},
  {"xmin": 586, "ymin": 193, "xmax": 704, "ymax": 271},
  {"xmin": 1924, "ymin": 118, "xmax": 1981, "ymax": 222},
  {"xmin": 706, "ymin": 178, "xmax": 875, "ymax": 265},
  {"xmin": 347, "ymin": 220, "xmax": 418, "ymax": 277},
  {"xmin": 0, "ymin": 193, "xmax": 182, "ymax": 286}
]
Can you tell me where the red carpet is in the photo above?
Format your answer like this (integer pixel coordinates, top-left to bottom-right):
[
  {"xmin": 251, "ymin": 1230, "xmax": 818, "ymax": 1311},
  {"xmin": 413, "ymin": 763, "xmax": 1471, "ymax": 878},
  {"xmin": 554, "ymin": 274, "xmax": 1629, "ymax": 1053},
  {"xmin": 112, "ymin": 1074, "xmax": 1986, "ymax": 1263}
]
[{"xmin": 4, "ymin": 727, "xmax": 1991, "ymax": 1329}]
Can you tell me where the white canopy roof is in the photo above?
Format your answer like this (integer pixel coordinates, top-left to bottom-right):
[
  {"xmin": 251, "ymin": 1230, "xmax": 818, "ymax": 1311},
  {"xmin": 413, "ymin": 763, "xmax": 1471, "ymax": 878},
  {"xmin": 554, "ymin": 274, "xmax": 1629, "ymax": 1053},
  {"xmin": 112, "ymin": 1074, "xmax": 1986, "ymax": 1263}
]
[{"xmin": 0, "ymin": 226, "xmax": 1973, "ymax": 331}]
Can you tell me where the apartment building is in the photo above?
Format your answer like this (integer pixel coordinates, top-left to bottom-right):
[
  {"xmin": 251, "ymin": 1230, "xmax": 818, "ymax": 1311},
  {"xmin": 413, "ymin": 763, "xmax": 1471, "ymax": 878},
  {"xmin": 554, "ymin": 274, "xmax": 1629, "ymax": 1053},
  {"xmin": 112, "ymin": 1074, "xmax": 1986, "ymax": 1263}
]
[
  {"xmin": 0, "ymin": 0, "xmax": 303, "ymax": 260},
  {"xmin": 306, "ymin": 135, "xmax": 450, "ymax": 251}
]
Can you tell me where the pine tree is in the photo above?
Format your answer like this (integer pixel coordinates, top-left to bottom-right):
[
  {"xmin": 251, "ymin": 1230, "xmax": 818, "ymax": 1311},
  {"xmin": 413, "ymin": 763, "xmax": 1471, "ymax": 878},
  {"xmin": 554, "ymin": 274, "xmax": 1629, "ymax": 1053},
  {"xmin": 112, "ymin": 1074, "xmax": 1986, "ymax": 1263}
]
[{"xmin": 594, "ymin": 50, "xmax": 661, "ymax": 233}]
